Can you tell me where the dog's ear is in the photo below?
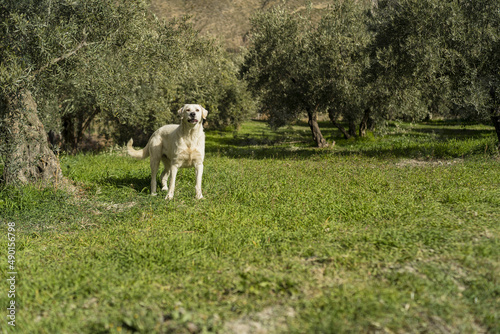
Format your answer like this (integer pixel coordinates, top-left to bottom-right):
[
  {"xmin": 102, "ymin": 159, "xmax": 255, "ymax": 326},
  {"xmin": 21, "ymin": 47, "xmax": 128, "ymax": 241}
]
[
  {"xmin": 177, "ymin": 105, "xmax": 185, "ymax": 118},
  {"xmin": 201, "ymin": 107, "xmax": 208, "ymax": 120}
]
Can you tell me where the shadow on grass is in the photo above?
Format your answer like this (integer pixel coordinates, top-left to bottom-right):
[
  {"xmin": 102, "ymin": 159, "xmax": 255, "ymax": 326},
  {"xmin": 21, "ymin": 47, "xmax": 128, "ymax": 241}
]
[
  {"xmin": 205, "ymin": 128, "xmax": 497, "ymax": 161},
  {"xmin": 410, "ymin": 127, "xmax": 493, "ymax": 138},
  {"xmin": 100, "ymin": 174, "xmax": 151, "ymax": 193},
  {"xmin": 205, "ymin": 144, "xmax": 419, "ymax": 161}
]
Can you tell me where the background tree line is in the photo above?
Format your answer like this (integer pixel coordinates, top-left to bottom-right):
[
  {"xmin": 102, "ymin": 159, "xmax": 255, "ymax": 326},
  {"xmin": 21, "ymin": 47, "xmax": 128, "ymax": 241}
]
[
  {"xmin": 0, "ymin": 0, "xmax": 499, "ymax": 186},
  {"xmin": 242, "ymin": 0, "xmax": 500, "ymax": 147}
]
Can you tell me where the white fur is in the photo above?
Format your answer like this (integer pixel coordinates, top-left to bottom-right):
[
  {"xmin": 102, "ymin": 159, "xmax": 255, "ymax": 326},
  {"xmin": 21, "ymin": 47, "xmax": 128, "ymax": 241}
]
[{"xmin": 127, "ymin": 104, "xmax": 208, "ymax": 199}]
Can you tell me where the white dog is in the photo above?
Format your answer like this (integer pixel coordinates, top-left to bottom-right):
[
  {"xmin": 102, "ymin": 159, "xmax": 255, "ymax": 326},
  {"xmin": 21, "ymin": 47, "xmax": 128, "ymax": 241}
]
[{"xmin": 127, "ymin": 104, "xmax": 207, "ymax": 199}]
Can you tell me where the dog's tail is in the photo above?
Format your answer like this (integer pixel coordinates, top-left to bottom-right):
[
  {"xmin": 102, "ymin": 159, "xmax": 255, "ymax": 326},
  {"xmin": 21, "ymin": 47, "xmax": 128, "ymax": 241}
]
[{"xmin": 127, "ymin": 139, "xmax": 150, "ymax": 160}]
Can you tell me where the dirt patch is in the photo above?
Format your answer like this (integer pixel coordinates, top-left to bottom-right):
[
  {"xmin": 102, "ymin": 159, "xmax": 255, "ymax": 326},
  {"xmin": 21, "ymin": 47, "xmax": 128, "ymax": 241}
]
[
  {"xmin": 101, "ymin": 201, "xmax": 137, "ymax": 213},
  {"xmin": 222, "ymin": 306, "xmax": 295, "ymax": 334},
  {"xmin": 395, "ymin": 159, "xmax": 463, "ymax": 168}
]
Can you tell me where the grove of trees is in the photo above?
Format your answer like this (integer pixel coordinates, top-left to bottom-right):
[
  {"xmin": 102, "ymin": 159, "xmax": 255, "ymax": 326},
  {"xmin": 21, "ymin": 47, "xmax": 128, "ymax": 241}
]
[
  {"xmin": 0, "ymin": 0, "xmax": 254, "ymax": 186},
  {"xmin": 243, "ymin": 0, "xmax": 500, "ymax": 147},
  {"xmin": 1, "ymin": 0, "xmax": 499, "ymax": 186}
]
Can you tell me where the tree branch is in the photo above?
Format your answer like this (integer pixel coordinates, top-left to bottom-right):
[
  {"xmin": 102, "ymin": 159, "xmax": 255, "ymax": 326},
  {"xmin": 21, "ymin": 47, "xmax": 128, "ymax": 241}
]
[{"xmin": 33, "ymin": 38, "xmax": 89, "ymax": 77}]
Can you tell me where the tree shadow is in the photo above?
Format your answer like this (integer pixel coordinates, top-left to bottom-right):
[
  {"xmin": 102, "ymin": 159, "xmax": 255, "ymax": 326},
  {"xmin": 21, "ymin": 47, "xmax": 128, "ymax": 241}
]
[
  {"xmin": 410, "ymin": 127, "xmax": 493, "ymax": 139},
  {"xmin": 204, "ymin": 119, "xmax": 341, "ymax": 160},
  {"xmin": 205, "ymin": 124, "xmax": 495, "ymax": 161},
  {"xmin": 100, "ymin": 174, "xmax": 151, "ymax": 193},
  {"xmin": 206, "ymin": 144, "xmax": 325, "ymax": 160}
]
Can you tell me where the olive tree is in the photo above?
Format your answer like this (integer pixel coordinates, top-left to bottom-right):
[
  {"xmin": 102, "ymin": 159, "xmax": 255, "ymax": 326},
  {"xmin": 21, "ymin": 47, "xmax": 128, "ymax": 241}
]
[
  {"xmin": 366, "ymin": 0, "xmax": 454, "ymax": 122},
  {"xmin": 0, "ymin": 0, "xmax": 139, "ymax": 185},
  {"xmin": 69, "ymin": 18, "xmax": 217, "ymax": 147},
  {"xmin": 369, "ymin": 0, "xmax": 500, "ymax": 146},
  {"xmin": 37, "ymin": 15, "xmax": 255, "ymax": 149},
  {"xmin": 451, "ymin": 0, "xmax": 500, "ymax": 146},
  {"xmin": 242, "ymin": 2, "xmax": 375, "ymax": 145},
  {"xmin": 242, "ymin": 6, "xmax": 329, "ymax": 147},
  {"xmin": 0, "ymin": 0, "xmax": 188, "ymax": 184},
  {"xmin": 311, "ymin": 0, "xmax": 373, "ymax": 138},
  {"xmin": 1, "ymin": 0, "xmax": 256, "ymax": 187}
]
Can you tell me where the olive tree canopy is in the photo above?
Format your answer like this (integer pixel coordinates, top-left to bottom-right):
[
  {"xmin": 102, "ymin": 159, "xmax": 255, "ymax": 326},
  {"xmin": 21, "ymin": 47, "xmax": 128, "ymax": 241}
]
[
  {"xmin": 370, "ymin": 0, "xmax": 500, "ymax": 144},
  {"xmin": 1, "ymin": 0, "xmax": 148, "ymax": 185},
  {"xmin": 242, "ymin": 2, "xmax": 374, "ymax": 146}
]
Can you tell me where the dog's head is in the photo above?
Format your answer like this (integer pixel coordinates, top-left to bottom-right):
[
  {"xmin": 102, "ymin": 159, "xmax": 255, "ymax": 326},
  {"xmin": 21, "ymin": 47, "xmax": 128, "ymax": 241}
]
[{"xmin": 178, "ymin": 104, "xmax": 208, "ymax": 126}]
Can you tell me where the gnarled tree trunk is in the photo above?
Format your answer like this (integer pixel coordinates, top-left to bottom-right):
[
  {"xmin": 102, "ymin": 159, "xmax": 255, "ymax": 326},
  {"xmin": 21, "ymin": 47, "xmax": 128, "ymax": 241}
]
[
  {"xmin": 359, "ymin": 108, "xmax": 371, "ymax": 137},
  {"xmin": 306, "ymin": 109, "xmax": 328, "ymax": 148},
  {"xmin": 328, "ymin": 109, "xmax": 351, "ymax": 139},
  {"xmin": 1, "ymin": 90, "xmax": 64, "ymax": 186}
]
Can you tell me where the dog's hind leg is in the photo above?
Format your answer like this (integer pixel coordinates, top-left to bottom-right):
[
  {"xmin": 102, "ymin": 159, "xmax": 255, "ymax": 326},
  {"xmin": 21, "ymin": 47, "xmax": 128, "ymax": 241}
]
[
  {"xmin": 149, "ymin": 142, "xmax": 163, "ymax": 196},
  {"xmin": 160, "ymin": 155, "xmax": 171, "ymax": 192},
  {"xmin": 150, "ymin": 158, "xmax": 160, "ymax": 196}
]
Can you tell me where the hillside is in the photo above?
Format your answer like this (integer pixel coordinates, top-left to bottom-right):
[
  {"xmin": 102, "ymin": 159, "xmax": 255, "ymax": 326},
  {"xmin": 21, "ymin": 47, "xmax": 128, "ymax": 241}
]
[{"xmin": 150, "ymin": 0, "xmax": 335, "ymax": 51}]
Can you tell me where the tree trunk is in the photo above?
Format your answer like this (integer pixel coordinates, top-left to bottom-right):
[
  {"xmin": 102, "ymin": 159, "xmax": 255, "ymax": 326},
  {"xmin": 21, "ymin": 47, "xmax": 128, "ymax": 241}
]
[
  {"xmin": 359, "ymin": 108, "xmax": 371, "ymax": 137},
  {"xmin": 1, "ymin": 90, "xmax": 64, "ymax": 186},
  {"xmin": 76, "ymin": 106, "xmax": 100, "ymax": 145},
  {"xmin": 489, "ymin": 88, "xmax": 500, "ymax": 149},
  {"xmin": 62, "ymin": 105, "xmax": 100, "ymax": 152},
  {"xmin": 348, "ymin": 119, "xmax": 356, "ymax": 138},
  {"xmin": 307, "ymin": 109, "xmax": 328, "ymax": 148},
  {"xmin": 328, "ymin": 110, "xmax": 351, "ymax": 139},
  {"xmin": 492, "ymin": 115, "xmax": 500, "ymax": 149},
  {"xmin": 62, "ymin": 114, "xmax": 77, "ymax": 153}
]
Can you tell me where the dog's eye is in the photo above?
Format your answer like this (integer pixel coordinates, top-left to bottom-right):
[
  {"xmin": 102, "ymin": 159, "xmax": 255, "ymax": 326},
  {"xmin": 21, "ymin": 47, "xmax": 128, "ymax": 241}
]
[{"xmin": 196, "ymin": 109, "xmax": 200, "ymax": 112}]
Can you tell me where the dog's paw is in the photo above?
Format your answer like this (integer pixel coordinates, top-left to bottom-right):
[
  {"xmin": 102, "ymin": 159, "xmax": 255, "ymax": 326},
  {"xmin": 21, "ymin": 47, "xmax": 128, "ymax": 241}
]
[
  {"xmin": 196, "ymin": 193, "xmax": 204, "ymax": 200},
  {"xmin": 151, "ymin": 192, "xmax": 158, "ymax": 196},
  {"xmin": 165, "ymin": 194, "xmax": 174, "ymax": 200},
  {"xmin": 161, "ymin": 185, "xmax": 169, "ymax": 191}
]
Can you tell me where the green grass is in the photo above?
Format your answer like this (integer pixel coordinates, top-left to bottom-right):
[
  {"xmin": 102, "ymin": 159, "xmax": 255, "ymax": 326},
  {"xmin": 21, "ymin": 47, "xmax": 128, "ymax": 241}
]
[{"xmin": 1, "ymin": 120, "xmax": 499, "ymax": 333}]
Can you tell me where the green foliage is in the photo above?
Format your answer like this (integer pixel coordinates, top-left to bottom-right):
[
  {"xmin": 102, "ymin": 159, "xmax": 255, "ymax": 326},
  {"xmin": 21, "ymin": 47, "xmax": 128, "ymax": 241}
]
[
  {"xmin": 0, "ymin": 0, "xmax": 255, "ymax": 153},
  {"xmin": 242, "ymin": 5, "xmax": 312, "ymax": 128},
  {"xmin": 241, "ymin": 1, "xmax": 373, "ymax": 138},
  {"xmin": 370, "ymin": 0, "xmax": 500, "ymax": 122},
  {"xmin": 173, "ymin": 50, "xmax": 257, "ymax": 130},
  {"xmin": 242, "ymin": 2, "xmax": 372, "ymax": 128},
  {"xmin": 311, "ymin": 0, "xmax": 373, "ymax": 123},
  {"xmin": 369, "ymin": 0, "xmax": 453, "ymax": 119},
  {"xmin": 242, "ymin": 0, "xmax": 500, "ymax": 148},
  {"xmin": 1, "ymin": 0, "xmax": 146, "ymax": 94},
  {"xmin": 451, "ymin": 0, "xmax": 500, "ymax": 120},
  {"xmin": 1, "ymin": 120, "xmax": 499, "ymax": 333}
]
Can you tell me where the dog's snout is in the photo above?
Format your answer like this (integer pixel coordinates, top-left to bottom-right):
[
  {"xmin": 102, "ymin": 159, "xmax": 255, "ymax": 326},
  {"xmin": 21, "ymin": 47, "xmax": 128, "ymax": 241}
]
[{"xmin": 190, "ymin": 112, "xmax": 196, "ymax": 118}]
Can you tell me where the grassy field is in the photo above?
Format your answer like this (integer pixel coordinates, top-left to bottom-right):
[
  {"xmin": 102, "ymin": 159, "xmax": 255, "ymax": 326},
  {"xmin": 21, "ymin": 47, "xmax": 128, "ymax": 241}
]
[{"xmin": 1, "ymin": 120, "xmax": 499, "ymax": 333}]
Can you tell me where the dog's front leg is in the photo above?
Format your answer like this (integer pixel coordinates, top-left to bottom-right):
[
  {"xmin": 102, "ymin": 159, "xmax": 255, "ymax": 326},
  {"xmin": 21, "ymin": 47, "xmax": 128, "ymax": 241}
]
[
  {"xmin": 195, "ymin": 163, "xmax": 203, "ymax": 199},
  {"xmin": 165, "ymin": 165, "xmax": 179, "ymax": 200},
  {"xmin": 160, "ymin": 156, "xmax": 171, "ymax": 192}
]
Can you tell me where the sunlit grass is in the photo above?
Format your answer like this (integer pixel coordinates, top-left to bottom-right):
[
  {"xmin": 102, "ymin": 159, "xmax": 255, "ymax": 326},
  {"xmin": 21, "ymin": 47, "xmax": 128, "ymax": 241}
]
[{"xmin": 0, "ymin": 120, "xmax": 499, "ymax": 333}]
